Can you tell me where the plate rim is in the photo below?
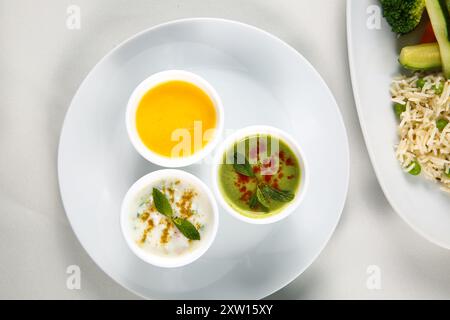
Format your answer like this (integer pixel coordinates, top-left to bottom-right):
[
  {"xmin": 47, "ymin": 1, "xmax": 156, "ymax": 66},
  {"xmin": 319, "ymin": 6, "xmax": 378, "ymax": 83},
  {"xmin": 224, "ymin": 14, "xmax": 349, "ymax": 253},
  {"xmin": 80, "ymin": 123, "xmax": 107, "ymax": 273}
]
[
  {"xmin": 58, "ymin": 17, "xmax": 351, "ymax": 299},
  {"xmin": 346, "ymin": 0, "xmax": 450, "ymax": 250}
]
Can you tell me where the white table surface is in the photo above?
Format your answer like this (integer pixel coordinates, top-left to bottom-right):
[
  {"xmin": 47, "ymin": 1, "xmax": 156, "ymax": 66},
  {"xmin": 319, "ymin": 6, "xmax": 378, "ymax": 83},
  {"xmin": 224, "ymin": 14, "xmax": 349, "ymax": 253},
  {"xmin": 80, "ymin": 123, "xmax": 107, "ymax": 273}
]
[{"xmin": 1, "ymin": 0, "xmax": 449, "ymax": 299}]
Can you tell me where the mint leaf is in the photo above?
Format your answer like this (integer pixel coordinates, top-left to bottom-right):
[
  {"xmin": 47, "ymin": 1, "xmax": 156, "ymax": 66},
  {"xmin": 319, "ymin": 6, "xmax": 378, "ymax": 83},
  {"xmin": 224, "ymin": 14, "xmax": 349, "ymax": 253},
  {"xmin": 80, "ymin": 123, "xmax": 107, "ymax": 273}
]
[
  {"xmin": 261, "ymin": 185, "xmax": 295, "ymax": 202},
  {"xmin": 248, "ymin": 192, "xmax": 259, "ymax": 209},
  {"xmin": 172, "ymin": 217, "xmax": 200, "ymax": 240},
  {"xmin": 256, "ymin": 186, "xmax": 270, "ymax": 208},
  {"xmin": 233, "ymin": 152, "xmax": 255, "ymax": 177},
  {"xmin": 151, "ymin": 188, "xmax": 201, "ymax": 241},
  {"xmin": 152, "ymin": 188, "xmax": 173, "ymax": 217}
]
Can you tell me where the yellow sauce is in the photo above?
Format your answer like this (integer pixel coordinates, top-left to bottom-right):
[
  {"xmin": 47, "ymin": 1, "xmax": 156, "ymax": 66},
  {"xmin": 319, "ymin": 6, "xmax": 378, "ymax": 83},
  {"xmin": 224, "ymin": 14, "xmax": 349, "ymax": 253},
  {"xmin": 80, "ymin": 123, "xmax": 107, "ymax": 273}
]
[{"xmin": 136, "ymin": 80, "xmax": 217, "ymax": 157}]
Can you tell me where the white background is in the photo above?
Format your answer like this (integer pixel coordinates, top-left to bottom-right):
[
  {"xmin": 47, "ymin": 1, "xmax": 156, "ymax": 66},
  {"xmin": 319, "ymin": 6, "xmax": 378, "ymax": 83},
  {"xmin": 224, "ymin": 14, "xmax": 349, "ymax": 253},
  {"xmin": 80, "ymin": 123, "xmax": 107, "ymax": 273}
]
[{"xmin": 1, "ymin": 0, "xmax": 449, "ymax": 299}]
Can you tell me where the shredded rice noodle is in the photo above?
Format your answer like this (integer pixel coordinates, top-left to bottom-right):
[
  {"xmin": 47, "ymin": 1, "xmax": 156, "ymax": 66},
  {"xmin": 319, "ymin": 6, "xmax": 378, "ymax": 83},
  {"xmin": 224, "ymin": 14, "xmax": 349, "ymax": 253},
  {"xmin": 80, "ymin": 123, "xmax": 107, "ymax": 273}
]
[{"xmin": 391, "ymin": 73, "xmax": 450, "ymax": 194}]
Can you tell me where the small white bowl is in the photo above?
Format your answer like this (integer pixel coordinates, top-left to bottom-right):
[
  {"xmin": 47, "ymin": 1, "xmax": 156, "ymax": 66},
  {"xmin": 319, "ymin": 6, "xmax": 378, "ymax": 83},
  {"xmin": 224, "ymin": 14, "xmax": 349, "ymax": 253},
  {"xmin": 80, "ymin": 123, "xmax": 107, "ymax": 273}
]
[
  {"xmin": 125, "ymin": 70, "xmax": 224, "ymax": 167},
  {"xmin": 120, "ymin": 169, "xmax": 219, "ymax": 268},
  {"xmin": 212, "ymin": 125, "xmax": 309, "ymax": 225}
]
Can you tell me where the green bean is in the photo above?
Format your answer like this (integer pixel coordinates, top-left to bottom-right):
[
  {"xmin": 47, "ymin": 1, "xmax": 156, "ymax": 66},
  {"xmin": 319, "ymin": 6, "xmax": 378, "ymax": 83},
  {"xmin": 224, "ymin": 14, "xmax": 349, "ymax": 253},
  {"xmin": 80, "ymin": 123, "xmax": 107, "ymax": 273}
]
[
  {"xmin": 436, "ymin": 118, "xmax": 449, "ymax": 132},
  {"xmin": 394, "ymin": 103, "xmax": 406, "ymax": 119},
  {"xmin": 416, "ymin": 78, "xmax": 426, "ymax": 89},
  {"xmin": 445, "ymin": 168, "xmax": 450, "ymax": 179},
  {"xmin": 433, "ymin": 82, "xmax": 444, "ymax": 95},
  {"xmin": 408, "ymin": 160, "xmax": 421, "ymax": 176}
]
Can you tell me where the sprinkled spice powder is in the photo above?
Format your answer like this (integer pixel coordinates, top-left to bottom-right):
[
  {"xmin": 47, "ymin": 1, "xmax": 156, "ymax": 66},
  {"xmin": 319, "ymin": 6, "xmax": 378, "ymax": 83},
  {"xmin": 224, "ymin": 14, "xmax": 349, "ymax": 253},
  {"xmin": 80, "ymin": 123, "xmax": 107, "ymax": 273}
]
[
  {"xmin": 160, "ymin": 219, "xmax": 172, "ymax": 244},
  {"xmin": 176, "ymin": 189, "xmax": 197, "ymax": 218},
  {"xmin": 139, "ymin": 218, "xmax": 154, "ymax": 244},
  {"xmin": 218, "ymin": 134, "xmax": 300, "ymax": 219},
  {"xmin": 130, "ymin": 178, "xmax": 211, "ymax": 257}
]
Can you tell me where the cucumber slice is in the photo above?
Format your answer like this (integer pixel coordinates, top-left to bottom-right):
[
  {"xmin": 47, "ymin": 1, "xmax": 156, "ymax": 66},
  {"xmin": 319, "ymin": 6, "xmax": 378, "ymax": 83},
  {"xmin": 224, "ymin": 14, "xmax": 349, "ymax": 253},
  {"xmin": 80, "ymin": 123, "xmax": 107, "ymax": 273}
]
[
  {"xmin": 399, "ymin": 43, "xmax": 442, "ymax": 70},
  {"xmin": 426, "ymin": 0, "xmax": 450, "ymax": 77}
]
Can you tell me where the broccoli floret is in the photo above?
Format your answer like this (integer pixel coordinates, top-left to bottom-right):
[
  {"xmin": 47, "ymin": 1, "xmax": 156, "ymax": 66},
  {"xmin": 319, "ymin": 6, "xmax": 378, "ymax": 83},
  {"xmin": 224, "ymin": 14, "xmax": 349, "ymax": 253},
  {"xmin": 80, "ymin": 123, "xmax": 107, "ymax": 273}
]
[{"xmin": 380, "ymin": 0, "xmax": 426, "ymax": 34}]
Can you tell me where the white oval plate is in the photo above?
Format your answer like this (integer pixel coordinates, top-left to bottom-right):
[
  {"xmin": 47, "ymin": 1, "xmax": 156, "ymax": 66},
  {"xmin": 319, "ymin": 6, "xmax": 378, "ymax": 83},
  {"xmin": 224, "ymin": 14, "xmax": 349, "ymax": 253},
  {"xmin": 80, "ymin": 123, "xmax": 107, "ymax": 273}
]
[
  {"xmin": 347, "ymin": 0, "xmax": 450, "ymax": 249},
  {"xmin": 58, "ymin": 18, "xmax": 349, "ymax": 299}
]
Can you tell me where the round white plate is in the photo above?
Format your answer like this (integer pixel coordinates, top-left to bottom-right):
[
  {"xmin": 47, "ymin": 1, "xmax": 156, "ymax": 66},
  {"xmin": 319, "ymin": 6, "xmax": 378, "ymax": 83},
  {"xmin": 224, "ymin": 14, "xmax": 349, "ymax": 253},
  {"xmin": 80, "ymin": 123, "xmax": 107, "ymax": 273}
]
[
  {"xmin": 58, "ymin": 18, "xmax": 349, "ymax": 299},
  {"xmin": 347, "ymin": 0, "xmax": 450, "ymax": 248}
]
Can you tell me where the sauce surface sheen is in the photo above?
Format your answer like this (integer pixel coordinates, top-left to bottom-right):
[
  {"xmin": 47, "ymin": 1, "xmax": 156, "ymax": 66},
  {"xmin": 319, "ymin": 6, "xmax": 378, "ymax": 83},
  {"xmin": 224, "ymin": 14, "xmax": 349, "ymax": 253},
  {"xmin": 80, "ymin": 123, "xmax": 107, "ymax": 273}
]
[{"xmin": 136, "ymin": 80, "xmax": 217, "ymax": 157}]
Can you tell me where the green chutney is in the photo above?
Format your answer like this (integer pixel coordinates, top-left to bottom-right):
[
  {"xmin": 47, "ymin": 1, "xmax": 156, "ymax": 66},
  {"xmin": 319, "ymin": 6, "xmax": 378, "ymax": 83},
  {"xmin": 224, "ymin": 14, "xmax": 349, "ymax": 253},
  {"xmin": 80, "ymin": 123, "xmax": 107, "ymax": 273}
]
[{"xmin": 218, "ymin": 134, "xmax": 301, "ymax": 219}]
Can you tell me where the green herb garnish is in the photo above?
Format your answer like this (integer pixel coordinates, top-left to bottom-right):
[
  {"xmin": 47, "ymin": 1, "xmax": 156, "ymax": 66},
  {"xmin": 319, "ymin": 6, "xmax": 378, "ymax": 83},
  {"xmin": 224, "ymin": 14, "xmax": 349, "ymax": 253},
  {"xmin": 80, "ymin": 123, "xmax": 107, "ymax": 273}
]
[
  {"xmin": 256, "ymin": 186, "xmax": 270, "ymax": 209},
  {"xmin": 152, "ymin": 188, "xmax": 173, "ymax": 217},
  {"xmin": 230, "ymin": 151, "xmax": 296, "ymax": 212},
  {"xmin": 172, "ymin": 217, "xmax": 200, "ymax": 240},
  {"xmin": 261, "ymin": 185, "xmax": 295, "ymax": 202},
  {"xmin": 248, "ymin": 192, "xmax": 259, "ymax": 209},
  {"xmin": 232, "ymin": 152, "xmax": 255, "ymax": 177},
  {"xmin": 152, "ymin": 188, "xmax": 200, "ymax": 240}
]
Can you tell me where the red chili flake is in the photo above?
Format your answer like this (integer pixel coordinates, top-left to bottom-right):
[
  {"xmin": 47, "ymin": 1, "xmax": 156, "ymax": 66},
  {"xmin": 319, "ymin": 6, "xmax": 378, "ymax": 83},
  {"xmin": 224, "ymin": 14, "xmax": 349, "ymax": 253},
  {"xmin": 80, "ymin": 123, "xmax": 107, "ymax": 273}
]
[
  {"xmin": 287, "ymin": 174, "xmax": 294, "ymax": 180},
  {"xmin": 240, "ymin": 190, "xmax": 252, "ymax": 202},
  {"xmin": 236, "ymin": 173, "xmax": 250, "ymax": 184},
  {"xmin": 262, "ymin": 159, "xmax": 272, "ymax": 168},
  {"xmin": 279, "ymin": 151, "xmax": 286, "ymax": 162},
  {"xmin": 239, "ymin": 186, "xmax": 247, "ymax": 193},
  {"xmin": 272, "ymin": 180, "xmax": 279, "ymax": 189},
  {"xmin": 286, "ymin": 157, "xmax": 294, "ymax": 166},
  {"xmin": 263, "ymin": 175, "xmax": 272, "ymax": 183},
  {"xmin": 253, "ymin": 166, "xmax": 261, "ymax": 174},
  {"xmin": 278, "ymin": 172, "xmax": 284, "ymax": 179},
  {"xmin": 277, "ymin": 168, "xmax": 282, "ymax": 175}
]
